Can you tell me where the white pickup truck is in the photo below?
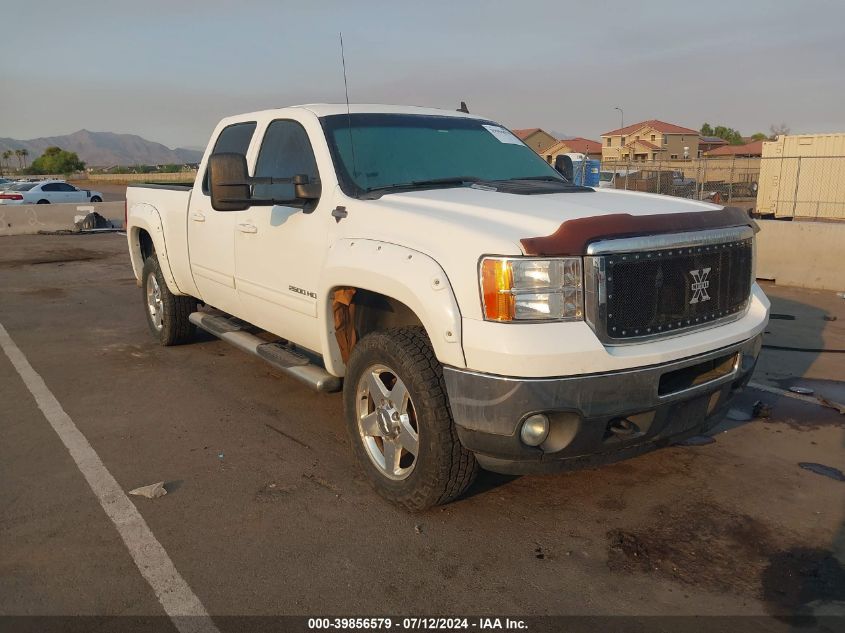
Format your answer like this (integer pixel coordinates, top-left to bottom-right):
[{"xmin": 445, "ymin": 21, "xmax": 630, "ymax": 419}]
[{"xmin": 126, "ymin": 104, "xmax": 769, "ymax": 510}]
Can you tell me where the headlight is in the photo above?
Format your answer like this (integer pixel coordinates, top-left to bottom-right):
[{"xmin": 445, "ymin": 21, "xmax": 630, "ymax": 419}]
[{"xmin": 480, "ymin": 257, "xmax": 583, "ymax": 322}]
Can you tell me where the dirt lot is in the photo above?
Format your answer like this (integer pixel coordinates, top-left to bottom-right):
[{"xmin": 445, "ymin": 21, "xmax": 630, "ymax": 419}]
[{"xmin": 0, "ymin": 234, "xmax": 843, "ymax": 629}]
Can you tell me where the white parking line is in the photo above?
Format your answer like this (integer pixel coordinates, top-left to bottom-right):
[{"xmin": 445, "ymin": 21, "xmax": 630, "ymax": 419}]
[{"xmin": 0, "ymin": 322, "xmax": 220, "ymax": 633}]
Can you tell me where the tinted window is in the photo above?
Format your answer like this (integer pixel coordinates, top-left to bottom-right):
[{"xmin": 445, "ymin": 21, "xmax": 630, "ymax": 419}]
[
  {"xmin": 202, "ymin": 121, "xmax": 257, "ymax": 194},
  {"xmin": 9, "ymin": 182, "xmax": 36, "ymax": 191},
  {"xmin": 320, "ymin": 114, "xmax": 562, "ymax": 196},
  {"xmin": 41, "ymin": 183, "xmax": 60, "ymax": 191},
  {"xmin": 57, "ymin": 183, "xmax": 76, "ymax": 192},
  {"xmin": 253, "ymin": 120, "xmax": 319, "ymax": 201}
]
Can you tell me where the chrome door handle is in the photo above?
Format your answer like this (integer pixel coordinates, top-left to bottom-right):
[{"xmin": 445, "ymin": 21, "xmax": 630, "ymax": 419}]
[
  {"xmin": 237, "ymin": 223, "xmax": 258, "ymax": 234},
  {"xmin": 190, "ymin": 211, "xmax": 206, "ymax": 222}
]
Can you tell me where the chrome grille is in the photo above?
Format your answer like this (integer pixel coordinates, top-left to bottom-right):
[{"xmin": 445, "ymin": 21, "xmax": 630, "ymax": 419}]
[{"xmin": 585, "ymin": 227, "xmax": 755, "ymax": 344}]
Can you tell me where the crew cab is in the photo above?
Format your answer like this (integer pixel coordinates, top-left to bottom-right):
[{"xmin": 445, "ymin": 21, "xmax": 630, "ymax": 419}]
[{"xmin": 126, "ymin": 104, "xmax": 769, "ymax": 510}]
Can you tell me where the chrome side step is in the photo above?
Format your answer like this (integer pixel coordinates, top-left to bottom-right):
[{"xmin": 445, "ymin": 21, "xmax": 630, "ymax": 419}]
[{"xmin": 189, "ymin": 312, "xmax": 342, "ymax": 392}]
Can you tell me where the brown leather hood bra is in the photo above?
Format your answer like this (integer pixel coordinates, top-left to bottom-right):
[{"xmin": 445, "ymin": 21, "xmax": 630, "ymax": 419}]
[{"xmin": 520, "ymin": 206, "xmax": 756, "ymax": 257}]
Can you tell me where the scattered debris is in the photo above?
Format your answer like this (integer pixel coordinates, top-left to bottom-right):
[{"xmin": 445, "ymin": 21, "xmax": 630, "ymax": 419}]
[
  {"xmin": 816, "ymin": 394, "xmax": 845, "ymax": 415},
  {"xmin": 752, "ymin": 400, "xmax": 772, "ymax": 419},
  {"xmin": 414, "ymin": 524, "xmax": 422, "ymax": 535},
  {"xmin": 534, "ymin": 546, "xmax": 545, "ymax": 560},
  {"xmin": 217, "ymin": 451, "xmax": 225, "ymax": 460},
  {"xmin": 769, "ymin": 313, "xmax": 796, "ymax": 320},
  {"xmin": 789, "ymin": 386, "xmax": 815, "ymax": 395},
  {"xmin": 798, "ymin": 463, "xmax": 845, "ymax": 482},
  {"xmin": 726, "ymin": 408, "xmax": 752, "ymax": 422},
  {"xmin": 823, "ymin": 315, "xmax": 837, "ymax": 322},
  {"xmin": 129, "ymin": 482, "xmax": 167, "ymax": 499},
  {"xmin": 677, "ymin": 435, "xmax": 715, "ymax": 446}
]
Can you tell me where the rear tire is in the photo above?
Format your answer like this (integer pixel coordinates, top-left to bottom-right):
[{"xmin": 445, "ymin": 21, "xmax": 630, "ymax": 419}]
[
  {"xmin": 344, "ymin": 327, "xmax": 478, "ymax": 511},
  {"xmin": 141, "ymin": 255, "xmax": 196, "ymax": 346},
  {"xmin": 37, "ymin": 199, "xmax": 49, "ymax": 204},
  {"xmin": 90, "ymin": 196, "xmax": 102, "ymax": 203}
]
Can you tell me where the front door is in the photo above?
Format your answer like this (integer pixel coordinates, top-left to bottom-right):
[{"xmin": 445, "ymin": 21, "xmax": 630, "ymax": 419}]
[
  {"xmin": 187, "ymin": 121, "xmax": 257, "ymax": 314},
  {"xmin": 234, "ymin": 118, "xmax": 330, "ymax": 353}
]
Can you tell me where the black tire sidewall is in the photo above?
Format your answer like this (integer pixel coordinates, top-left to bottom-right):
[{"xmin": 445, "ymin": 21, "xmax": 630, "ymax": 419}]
[
  {"xmin": 141, "ymin": 256, "xmax": 168, "ymax": 342},
  {"xmin": 343, "ymin": 329, "xmax": 468, "ymax": 510}
]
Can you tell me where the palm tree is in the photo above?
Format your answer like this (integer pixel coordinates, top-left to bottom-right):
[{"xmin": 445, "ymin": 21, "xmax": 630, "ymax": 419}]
[
  {"xmin": 1, "ymin": 150, "xmax": 11, "ymax": 174},
  {"xmin": 14, "ymin": 149, "xmax": 23, "ymax": 170},
  {"xmin": 20, "ymin": 148, "xmax": 29, "ymax": 169}
]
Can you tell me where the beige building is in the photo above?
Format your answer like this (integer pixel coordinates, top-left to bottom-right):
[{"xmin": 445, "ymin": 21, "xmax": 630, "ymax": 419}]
[
  {"xmin": 512, "ymin": 128, "xmax": 558, "ymax": 154},
  {"xmin": 601, "ymin": 120, "xmax": 700, "ymax": 162},
  {"xmin": 543, "ymin": 137, "xmax": 603, "ymax": 164}
]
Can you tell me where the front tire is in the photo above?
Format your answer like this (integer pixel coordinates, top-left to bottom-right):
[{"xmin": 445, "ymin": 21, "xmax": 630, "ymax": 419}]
[
  {"xmin": 141, "ymin": 255, "xmax": 196, "ymax": 345},
  {"xmin": 344, "ymin": 327, "xmax": 478, "ymax": 511},
  {"xmin": 90, "ymin": 196, "xmax": 102, "ymax": 203}
]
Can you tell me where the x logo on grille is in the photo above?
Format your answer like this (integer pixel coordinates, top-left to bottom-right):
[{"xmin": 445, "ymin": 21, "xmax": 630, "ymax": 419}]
[{"xmin": 689, "ymin": 268, "xmax": 711, "ymax": 304}]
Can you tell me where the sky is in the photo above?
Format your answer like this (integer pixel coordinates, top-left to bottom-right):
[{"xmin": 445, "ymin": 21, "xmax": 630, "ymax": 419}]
[{"xmin": 2, "ymin": 0, "xmax": 844, "ymax": 149}]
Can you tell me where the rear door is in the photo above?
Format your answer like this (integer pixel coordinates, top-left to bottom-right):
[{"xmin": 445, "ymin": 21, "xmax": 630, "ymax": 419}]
[
  {"xmin": 187, "ymin": 121, "xmax": 257, "ymax": 314},
  {"xmin": 234, "ymin": 118, "xmax": 330, "ymax": 351}
]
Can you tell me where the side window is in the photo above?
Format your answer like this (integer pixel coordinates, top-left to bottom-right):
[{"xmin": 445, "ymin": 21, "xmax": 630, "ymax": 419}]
[
  {"xmin": 201, "ymin": 121, "xmax": 257, "ymax": 195},
  {"xmin": 253, "ymin": 120, "xmax": 319, "ymax": 201},
  {"xmin": 42, "ymin": 183, "xmax": 59, "ymax": 191},
  {"xmin": 58, "ymin": 183, "xmax": 76, "ymax": 192}
]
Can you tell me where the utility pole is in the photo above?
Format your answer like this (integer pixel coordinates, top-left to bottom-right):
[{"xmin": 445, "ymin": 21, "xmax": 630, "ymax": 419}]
[{"xmin": 614, "ymin": 106, "xmax": 624, "ymax": 131}]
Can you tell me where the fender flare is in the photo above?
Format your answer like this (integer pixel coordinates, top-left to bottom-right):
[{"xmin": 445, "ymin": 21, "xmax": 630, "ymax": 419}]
[
  {"xmin": 318, "ymin": 239, "xmax": 466, "ymax": 376},
  {"xmin": 127, "ymin": 203, "xmax": 183, "ymax": 295}
]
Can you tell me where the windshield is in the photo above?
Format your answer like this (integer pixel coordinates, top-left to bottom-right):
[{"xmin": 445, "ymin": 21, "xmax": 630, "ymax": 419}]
[
  {"xmin": 8, "ymin": 182, "xmax": 36, "ymax": 191},
  {"xmin": 321, "ymin": 113, "xmax": 565, "ymax": 196}
]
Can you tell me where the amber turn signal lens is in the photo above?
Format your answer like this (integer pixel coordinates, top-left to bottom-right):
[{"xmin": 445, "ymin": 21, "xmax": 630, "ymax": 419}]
[{"xmin": 480, "ymin": 258, "xmax": 515, "ymax": 321}]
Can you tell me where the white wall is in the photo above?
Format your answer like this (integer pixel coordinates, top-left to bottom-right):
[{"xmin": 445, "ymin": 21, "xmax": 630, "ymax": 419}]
[
  {"xmin": 756, "ymin": 220, "xmax": 845, "ymax": 291},
  {"xmin": 0, "ymin": 202, "xmax": 124, "ymax": 236}
]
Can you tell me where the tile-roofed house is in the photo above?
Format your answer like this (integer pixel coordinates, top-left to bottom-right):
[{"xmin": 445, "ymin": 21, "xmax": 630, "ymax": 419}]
[
  {"xmin": 542, "ymin": 137, "xmax": 603, "ymax": 163},
  {"xmin": 601, "ymin": 119, "xmax": 700, "ymax": 162},
  {"xmin": 699, "ymin": 136, "xmax": 730, "ymax": 153},
  {"xmin": 511, "ymin": 128, "xmax": 558, "ymax": 154},
  {"xmin": 704, "ymin": 140, "xmax": 763, "ymax": 157}
]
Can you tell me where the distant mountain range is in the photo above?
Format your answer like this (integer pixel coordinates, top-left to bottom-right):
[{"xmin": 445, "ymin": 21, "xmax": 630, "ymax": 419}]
[{"xmin": 0, "ymin": 130, "xmax": 202, "ymax": 167}]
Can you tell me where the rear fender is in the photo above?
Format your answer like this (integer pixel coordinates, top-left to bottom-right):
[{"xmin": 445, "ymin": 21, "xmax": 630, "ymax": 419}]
[{"xmin": 128, "ymin": 203, "xmax": 182, "ymax": 294}]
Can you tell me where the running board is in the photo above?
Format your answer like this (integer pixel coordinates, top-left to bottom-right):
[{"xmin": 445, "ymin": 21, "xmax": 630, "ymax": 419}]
[{"xmin": 189, "ymin": 312, "xmax": 342, "ymax": 392}]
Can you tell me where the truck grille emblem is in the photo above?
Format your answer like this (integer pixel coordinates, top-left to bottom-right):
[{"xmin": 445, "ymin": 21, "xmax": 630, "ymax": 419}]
[{"xmin": 689, "ymin": 268, "xmax": 711, "ymax": 304}]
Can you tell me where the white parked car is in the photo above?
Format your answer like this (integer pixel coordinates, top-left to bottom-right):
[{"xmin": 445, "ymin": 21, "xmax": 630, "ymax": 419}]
[{"xmin": 0, "ymin": 180, "xmax": 103, "ymax": 204}]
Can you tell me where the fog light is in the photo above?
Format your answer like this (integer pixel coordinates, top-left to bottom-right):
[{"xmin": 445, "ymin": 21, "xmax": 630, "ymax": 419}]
[{"xmin": 520, "ymin": 414, "xmax": 550, "ymax": 446}]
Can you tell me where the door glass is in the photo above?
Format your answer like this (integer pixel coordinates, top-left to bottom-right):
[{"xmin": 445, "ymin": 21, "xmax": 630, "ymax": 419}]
[
  {"xmin": 201, "ymin": 121, "xmax": 257, "ymax": 194},
  {"xmin": 253, "ymin": 120, "xmax": 319, "ymax": 201}
]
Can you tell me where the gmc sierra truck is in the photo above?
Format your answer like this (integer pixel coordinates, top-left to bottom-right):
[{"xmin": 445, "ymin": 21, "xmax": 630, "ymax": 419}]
[{"xmin": 126, "ymin": 104, "xmax": 770, "ymax": 510}]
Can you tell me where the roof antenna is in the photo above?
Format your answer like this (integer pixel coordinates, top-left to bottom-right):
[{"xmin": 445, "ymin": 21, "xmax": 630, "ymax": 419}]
[{"xmin": 339, "ymin": 32, "xmax": 358, "ymax": 181}]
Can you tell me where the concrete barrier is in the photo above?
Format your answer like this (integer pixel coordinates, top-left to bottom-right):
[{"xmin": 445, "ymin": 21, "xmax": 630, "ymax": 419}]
[
  {"xmin": 0, "ymin": 202, "xmax": 124, "ymax": 236},
  {"xmin": 756, "ymin": 220, "xmax": 845, "ymax": 291}
]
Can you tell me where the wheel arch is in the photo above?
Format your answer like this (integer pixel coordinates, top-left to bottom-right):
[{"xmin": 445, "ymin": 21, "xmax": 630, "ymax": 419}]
[
  {"xmin": 319, "ymin": 239, "xmax": 465, "ymax": 377},
  {"xmin": 127, "ymin": 203, "xmax": 182, "ymax": 294}
]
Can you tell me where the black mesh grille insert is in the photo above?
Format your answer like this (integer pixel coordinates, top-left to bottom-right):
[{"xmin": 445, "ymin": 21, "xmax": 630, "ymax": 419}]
[{"xmin": 604, "ymin": 239, "xmax": 752, "ymax": 340}]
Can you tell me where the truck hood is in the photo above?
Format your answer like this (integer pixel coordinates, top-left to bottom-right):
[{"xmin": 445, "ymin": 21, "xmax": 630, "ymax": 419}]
[{"xmin": 350, "ymin": 186, "xmax": 723, "ymax": 255}]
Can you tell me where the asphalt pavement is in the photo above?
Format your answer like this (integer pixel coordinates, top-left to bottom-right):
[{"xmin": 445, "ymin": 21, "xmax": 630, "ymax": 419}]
[{"xmin": 1, "ymin": 234, "xmax": 843, "ymax": 629}]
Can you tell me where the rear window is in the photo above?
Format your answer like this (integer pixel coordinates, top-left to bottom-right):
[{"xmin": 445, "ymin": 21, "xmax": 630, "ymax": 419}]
[{"xmin": 9, "ymin": 183, "xmax": 36, "ymax": 191}]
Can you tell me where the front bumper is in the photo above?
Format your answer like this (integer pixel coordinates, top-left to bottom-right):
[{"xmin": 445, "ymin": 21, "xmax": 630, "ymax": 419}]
[{"xmin": 443, "ymin": 334, "xmax": 762, "ymax": 474}]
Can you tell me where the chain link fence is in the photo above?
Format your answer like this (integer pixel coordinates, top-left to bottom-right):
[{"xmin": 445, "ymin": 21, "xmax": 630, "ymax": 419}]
[{"xmin": 598, "ymin": 155, "xmax": 845, "ymax": 220}]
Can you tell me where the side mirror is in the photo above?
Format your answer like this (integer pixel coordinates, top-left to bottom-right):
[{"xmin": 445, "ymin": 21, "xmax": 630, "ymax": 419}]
[
  {"xmin": 554, "ymin": 155, "xmax": 574, "ymax": 182},
  {"xmin": 209, "ymin": 153, "xmax": 250, "ymax": 212},
  {"xmin": 208, "ymin": 152, "xmax": 321, "ymax": 212}
]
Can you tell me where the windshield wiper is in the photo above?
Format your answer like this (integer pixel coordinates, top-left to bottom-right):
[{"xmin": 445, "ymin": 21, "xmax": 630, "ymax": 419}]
[
  {"xmin": 361, "ymin": 176, "xmax": 482, "ymax": 198},
  {"xmin": 504, "ymin": 175, "xmax": 567, "ymax": 182}
]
